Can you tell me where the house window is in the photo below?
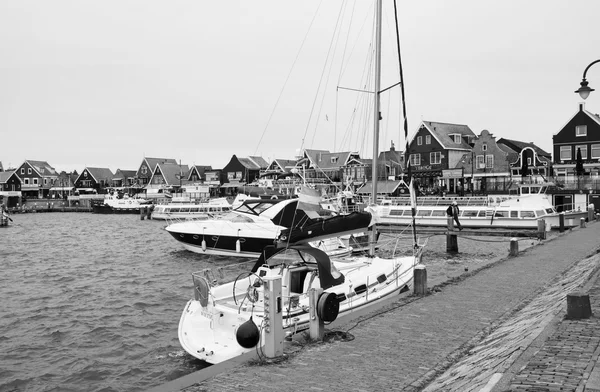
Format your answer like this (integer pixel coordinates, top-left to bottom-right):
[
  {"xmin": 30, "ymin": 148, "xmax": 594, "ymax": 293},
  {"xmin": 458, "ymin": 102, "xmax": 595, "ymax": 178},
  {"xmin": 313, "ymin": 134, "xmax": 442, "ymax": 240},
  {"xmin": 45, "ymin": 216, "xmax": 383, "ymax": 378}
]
[
  {"xmin": 560, "ymin": 146, "xmax": 572, "ymax": 161},
  {"xmin": 417, "ymin": 136, "xmax": 422, "ymax": 146},
  {"xmin": 21, "ymin": 168, "xmax": 24, "ymax": 175},
  {"xmin": 141, "ymin": 166, "xmax": 147, "ymax": 175},
  {"xmin": 24, "ymin": 178, "xmax": 30, "ymax": 185},
  {"xmin": 482, "ymin": 143, "xmax": 488, "ymax": 151},
  {"xmin": 576, "ymin": 125, "xmax": 587, "ymax": 136},
  {"xmin": 425, "ymin": 135, "xmax": 431, "ymax": 144},
  {"xmin": 527, "ymin": 157, "xmax": 532, "ymax": 165},
  {"xmin": 476, "ymin": 155, "xmax": 485, "ymax": 169},
  {"xmin": 33, "ymin": 178, "xmax": 38, "ymax": 185},
  {"xmin": 430, "ymin": 152, "xmax": 441, "ymax": 164},
  {"xmin": 330, "ymin": 157, "xmax": 338, "ymax": 164},
  {"xmin": 28, "ymin": 168, "xmax": 32, "ymax": 174},
  {"xmin": 409, "ymin": 154, "xmax": 421, "ymax": 166},
  {"xmin": 485, "ymin": 155, "xmax": 494, "ymax": 168},
  {"xmin": 576, "ymin": 145, "xmax": 588, "ymax": 159},
  {"xmin": 591, "ymin": 144, "xmax": 600, "ymax": 159},
  {"xmin": 44, "ymin": 178, "xmax": 48, "ymax": 185},
  {"xmin": 454, "ymin": 135, "xmax": 462, "ymax": 144}
]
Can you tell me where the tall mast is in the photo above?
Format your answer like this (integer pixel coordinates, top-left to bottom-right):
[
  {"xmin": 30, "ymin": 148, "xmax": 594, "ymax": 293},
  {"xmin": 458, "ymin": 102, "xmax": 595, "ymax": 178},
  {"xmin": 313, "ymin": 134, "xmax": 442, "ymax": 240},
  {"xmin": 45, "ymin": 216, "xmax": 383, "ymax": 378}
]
[{"xmin": 369, "ymin": 0, "xmax": 383, "ymax": 257}]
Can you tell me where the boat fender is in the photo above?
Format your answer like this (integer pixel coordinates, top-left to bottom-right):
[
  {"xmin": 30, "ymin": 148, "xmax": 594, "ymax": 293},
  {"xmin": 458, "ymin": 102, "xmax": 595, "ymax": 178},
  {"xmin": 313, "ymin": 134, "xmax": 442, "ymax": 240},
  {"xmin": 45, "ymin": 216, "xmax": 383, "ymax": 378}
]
[
  {"xmin": 271, "ymin": 195, "xmax": 278, "ymax": 200},
  {"xmin": 317, "ymin": 292, "xmax": 339, "ymax": 323},
  {"xmin": 236, "ymin": 239, "xmax": 241, "ymax": 253},
  {"xmin": 236, "ymin": 316, "xmax": 260, "ymax": 348},
  {"xmin": 201, "ymin": 238, "xmax": 207, "ymax": 251}
]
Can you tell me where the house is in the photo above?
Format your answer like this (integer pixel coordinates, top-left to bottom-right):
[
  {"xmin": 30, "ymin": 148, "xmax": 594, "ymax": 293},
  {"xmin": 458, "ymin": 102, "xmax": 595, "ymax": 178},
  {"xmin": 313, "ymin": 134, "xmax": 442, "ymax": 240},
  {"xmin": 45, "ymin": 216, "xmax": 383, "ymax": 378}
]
[
  {"xmin": 50, "ymin": 171, "xmax": 78, "ymax": 199},
  {"xmin": 497, "ymin": 138, "xmax": 552, "ymax": 182},
  {"xmin": 136, "ymin": 157, "xmax": 178, "ymax": 186},
  {"xmin": 187, "ymin": 165, "xmax": 213, "ymax": 183},
  {"xmin": 15, "ymin": 160, "xmax": 59, "ymax": 199},
  {"xmin": 0, "ymin": 170, "xmax": 22, "ymax": 208},
  {"xmin": 147, "ymin": 162, "xmax": 189, "ymax": 192},
  {"xmin": 221, "ymin": 155, "xmax": 268, "ymax": 184},
  {"xmin": 455, "ymin": 129, "xmax": 512, "ymax": 194},
  {"xmin": 74, "ymin": 167, "xmax": 114, "ymax": 194},
  {"xmin": 204, "ymin": 169, "xmax": 224, "ymax": 197},
  {"xmin": 112, "ymin": 169, "xmax": 137, "ymax": 188},
  {"xmin": 552, "ymin": 103, "xmax": 600, "ymax": 180},
  {"xmin": 407, "ymin": 121, "xmax": 476, "ymax": 193},
  {"xmin": 377, "ymin": 141, "xmax": 404, "ymax": 181},
  {"xmin": 261, "ymin": 159, "xmax": 297, "ymax": 179}
]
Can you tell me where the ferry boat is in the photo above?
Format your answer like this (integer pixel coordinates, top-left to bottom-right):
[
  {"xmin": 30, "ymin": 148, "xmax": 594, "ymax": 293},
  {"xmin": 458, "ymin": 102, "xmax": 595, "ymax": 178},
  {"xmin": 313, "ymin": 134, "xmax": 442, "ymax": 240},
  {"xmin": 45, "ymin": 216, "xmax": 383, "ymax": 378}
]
[
  {"xmin": 150, "ymin": 198, "xmax": 232, "ymax": 221},
  {"xmin": 375, "ymin": 183, "xmax": 589, "ymax": 230}
]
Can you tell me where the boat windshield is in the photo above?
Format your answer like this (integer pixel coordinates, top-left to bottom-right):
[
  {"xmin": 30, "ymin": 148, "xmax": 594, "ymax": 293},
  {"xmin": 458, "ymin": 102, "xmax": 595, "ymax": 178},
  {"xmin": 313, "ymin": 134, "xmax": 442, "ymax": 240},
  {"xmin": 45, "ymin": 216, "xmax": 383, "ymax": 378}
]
[{"xmin": 234, "ymin": 202, "xmax": 275, "ymax": 215}]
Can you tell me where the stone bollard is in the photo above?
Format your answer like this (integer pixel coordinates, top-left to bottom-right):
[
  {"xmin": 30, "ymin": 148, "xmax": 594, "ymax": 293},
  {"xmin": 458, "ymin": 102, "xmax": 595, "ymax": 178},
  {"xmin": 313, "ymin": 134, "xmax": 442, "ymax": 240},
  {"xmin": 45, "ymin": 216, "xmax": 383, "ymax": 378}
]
[
  {"xmin": 446, "ymin": 234, "xmax": 458, "ymax": 253},
  {"xmin": 414, "ymin": 264, "xmax": 427, "ymax": 296},
  {"xmin": 566, "ymin": 292, "xmax": 592, "ymax": 319},
  {"xmin": 509, "ymin": 238, "xmax": 519, "ymax": 256},
  {"xmin": 581, "ymin": 217, "xmax": 586, "ymax": 228},
  {"xmin": 559, "ymin": 212, "xmax": 565, "ymax": 233},
  {"xmin": 309, "ymin": 288, "xmax": 324, "ymax": 341},
  {"xmin": 447, "ymin": 216, "xmax": 454, "ymax": 231},
  {"xmin": 597, "ymin": 213, "xmax": 600, "ymax": 222},
  {"xmin": 589, "ymin": 206, "xmax": 595, "ymax": 222}
]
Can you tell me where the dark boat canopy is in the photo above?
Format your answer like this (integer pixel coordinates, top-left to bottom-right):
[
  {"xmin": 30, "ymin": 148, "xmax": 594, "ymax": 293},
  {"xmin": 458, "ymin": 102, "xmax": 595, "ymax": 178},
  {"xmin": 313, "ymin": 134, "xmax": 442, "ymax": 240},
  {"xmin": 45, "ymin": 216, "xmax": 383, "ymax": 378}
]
[{"xmin": 251, "ymin": 245, "xmax": 345, "ymax": 290}]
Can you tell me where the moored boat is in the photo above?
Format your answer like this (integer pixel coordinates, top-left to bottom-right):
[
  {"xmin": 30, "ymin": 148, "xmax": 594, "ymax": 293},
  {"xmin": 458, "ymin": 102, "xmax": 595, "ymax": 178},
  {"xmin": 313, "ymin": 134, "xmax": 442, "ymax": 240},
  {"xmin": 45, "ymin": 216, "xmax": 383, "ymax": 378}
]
[
  {"xmin": 150, "ymin": 197, "xmax": 232, "ymax": 221},
  {"xmin": 91, "ymin": 193, "xmax": 153, "ymax": 214}
]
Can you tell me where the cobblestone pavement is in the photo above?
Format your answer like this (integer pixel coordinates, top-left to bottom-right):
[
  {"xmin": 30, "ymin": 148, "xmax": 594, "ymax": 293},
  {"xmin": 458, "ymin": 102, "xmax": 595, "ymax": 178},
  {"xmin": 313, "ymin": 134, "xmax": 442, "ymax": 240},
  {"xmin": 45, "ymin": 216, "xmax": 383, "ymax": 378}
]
[{"xmin": 155, "ymin": 222, "xmax": 600, "ymax": 392}]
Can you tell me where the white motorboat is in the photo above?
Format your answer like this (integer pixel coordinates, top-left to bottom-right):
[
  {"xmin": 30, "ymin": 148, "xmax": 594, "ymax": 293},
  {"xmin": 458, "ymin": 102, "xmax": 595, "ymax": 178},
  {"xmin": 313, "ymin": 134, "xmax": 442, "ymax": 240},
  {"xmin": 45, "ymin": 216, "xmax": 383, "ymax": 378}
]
[
  {"xmin": 151, "ymin": 198, "xmax": 232, "ymax": 221},
  {"xmin": 375, "ymin": 183, "xmax": 589, "ymax": 229},
  {"xmin": 165, "ymin": 197, "xmax": 372, "ymax": 258},
  {"xmin": 178, "ymin": 244, "xmax": 419, "ymax": 364},
  {"xmin": 91, "ymin": 193, "xmax": 152, "ymax": 214}
]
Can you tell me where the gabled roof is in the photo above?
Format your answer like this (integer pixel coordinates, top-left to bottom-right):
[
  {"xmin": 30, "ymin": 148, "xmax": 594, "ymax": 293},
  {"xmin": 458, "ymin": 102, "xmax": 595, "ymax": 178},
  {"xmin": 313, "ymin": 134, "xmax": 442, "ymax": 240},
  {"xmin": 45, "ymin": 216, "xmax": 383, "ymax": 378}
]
[
  {"xmin": 153, "ymin": 163, "xmax": 189, "ymax": 186},
  {"xmin": 497, "ymin": 138, "xmax": 551, "ymax": 158},
  {"xmin": 0, "ymin": 162, "xmax": 3, "ymax": 172},
  {"xmin": 269, "ymin": 159, "xmax": 297, "ymax": 172},
  {"xmin": 144, "ymin": 157, "xmax": 178, "ymax": 169},
  {"xmin": 417, "ymin": 121, "xmax": 476, "ymax": 150},
  {"xmin": 302, "ymin": 149, "xmax": 330, "ymax": 167},
  {"xmin": 238, "ymin": 157, "xmax": 268, "ymax": 170},
  {"xmin": 313, "ymin": 151, "xmax": 354, "ymax": 169},
  {"xmin": 553, "ymin": 103, "xmax": 600, "ymax": 136},
  {"xmin": 113, "ymin": 169, "xmax": 137, "ymax": 179},
  {"xmin": 0, "ymin": 170, "xmax": 19, "ymax": 184},
  {"xmin": 24, "ymin": 160, "xmax": 58, "ymax": 176},
  {"xmin": 83, "ymin": 167, "xmax": 114, "ymax": 183},
  {"xmin": 378, "ymin": 149, "xmax": 404, "ymax": 165},
  {"xmin": 356, "ymin": 180, "xmax": 402, "ymax": 194}
]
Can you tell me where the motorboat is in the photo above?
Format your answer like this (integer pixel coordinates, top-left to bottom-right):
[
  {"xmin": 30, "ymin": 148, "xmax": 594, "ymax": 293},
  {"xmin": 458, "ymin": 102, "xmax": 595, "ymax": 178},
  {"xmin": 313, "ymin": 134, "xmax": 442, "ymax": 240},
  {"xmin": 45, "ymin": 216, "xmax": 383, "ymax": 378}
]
[
  {"xmin": 178, "ymin": 243, "xmax": 420, "ymax": 364},
  {"xmin": 375, "ymin": 183, "xmax": 589, "ymax": 230},
  {"xmin": 151, "ymin": 198, "xmax": 232, "ymax": 221},
  {"xmin": 91, "ymin": 193, "xmax": 153, "ymax": 214},
  {"xmin": 164, "ymin": 197, "xmax": 374, "ymax": 258}
]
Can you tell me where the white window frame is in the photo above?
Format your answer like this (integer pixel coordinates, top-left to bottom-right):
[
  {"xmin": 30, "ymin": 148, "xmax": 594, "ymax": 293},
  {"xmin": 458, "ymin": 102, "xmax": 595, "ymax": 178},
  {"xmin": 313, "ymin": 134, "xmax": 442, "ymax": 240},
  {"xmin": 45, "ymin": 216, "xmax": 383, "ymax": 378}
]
[
  {"xmin": 33, "ymin": 178, "xmax": 39, "ymax": 185},
  {"xmin": 430, "ymin": 151, "xmax": 441, "ymax": 164},
  {"xmin": 485, "ymin": 155, "xmax": 494, "ymax": 169},
  {"xmin": 560, "ymin": 146, "xmax": 572, "ymax": 161},
  {"xmin": 24, "ymin": 178, "xmax": 30, "ymax": 185},
  {"xmin": 417, "ymin": 136, "xmax": 422, "ymax": 146},
  {"xmin": 482, "ymin": 143, "xmax": 488, "ymax": 151},
  {"xmin": 527, "ymin": 157, "xmax": 532, "ymax": 165},
  {"xmin": 453, "ymin": 135, "xmax": 461, "ymax": 144},
  {"xmin": 425, "ymin": 135, "xmax": 431, "ymax": 145},
  {"xmin": 476, "ymin": 155, "xmax": 485, "ymax": 169},
  {"xmin": 28, "ymin": 168, "xmax": 32, "ymax": 174},
  {"xmin": 576, "ymin": 125, "xmax": 587, "ymax": 137},
  {"xmin": 20, "ymin": 168, "xmax": 24, "ymax": 175},
  {"xmin": 576, "ymin": 145, "xmax": 588, "ymax": 159},
  {"xmin": 591, "ymin": 144, "xmax": 600, "ymax": 159},
  {"xmin": 409, "ymin": 153, "xmax": 421, "ymax": 166}
]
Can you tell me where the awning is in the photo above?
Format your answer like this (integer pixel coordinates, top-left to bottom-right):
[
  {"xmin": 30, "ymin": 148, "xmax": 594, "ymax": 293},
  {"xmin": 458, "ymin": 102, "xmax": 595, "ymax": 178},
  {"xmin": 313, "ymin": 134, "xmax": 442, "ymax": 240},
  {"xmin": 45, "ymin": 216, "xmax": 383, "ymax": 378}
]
[
  {"xmin": 49, "ymin": 187, "xmax": 75, "ymax": 191},
  {"xmin": 356, "ymin": 180, "xmax": 402, "ymax": 195}
]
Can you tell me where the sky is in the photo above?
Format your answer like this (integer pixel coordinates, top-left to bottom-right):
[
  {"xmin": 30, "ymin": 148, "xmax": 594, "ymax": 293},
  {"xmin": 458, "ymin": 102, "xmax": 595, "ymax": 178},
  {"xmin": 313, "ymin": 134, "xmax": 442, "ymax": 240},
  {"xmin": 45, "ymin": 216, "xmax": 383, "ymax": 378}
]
[{"xmin": 1, "ymin": 0, "xmax": 600, "ymax": 174}]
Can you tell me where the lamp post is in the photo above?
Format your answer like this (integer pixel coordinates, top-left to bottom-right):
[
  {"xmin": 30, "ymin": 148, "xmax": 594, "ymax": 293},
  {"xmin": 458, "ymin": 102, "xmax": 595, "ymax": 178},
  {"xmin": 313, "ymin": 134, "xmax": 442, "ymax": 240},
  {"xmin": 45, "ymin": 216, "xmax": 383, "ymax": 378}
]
[{"xmin": 575, "ymin": 59, "xmax": 600, "ymax": 99}]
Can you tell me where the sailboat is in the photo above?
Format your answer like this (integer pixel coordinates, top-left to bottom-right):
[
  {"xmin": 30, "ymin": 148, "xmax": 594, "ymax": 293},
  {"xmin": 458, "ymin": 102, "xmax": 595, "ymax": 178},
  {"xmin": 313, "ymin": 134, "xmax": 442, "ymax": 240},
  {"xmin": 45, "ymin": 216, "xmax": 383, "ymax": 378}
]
[{"xmin": 177, "ymin": 0, "xmax": 423, "ymax": 365}]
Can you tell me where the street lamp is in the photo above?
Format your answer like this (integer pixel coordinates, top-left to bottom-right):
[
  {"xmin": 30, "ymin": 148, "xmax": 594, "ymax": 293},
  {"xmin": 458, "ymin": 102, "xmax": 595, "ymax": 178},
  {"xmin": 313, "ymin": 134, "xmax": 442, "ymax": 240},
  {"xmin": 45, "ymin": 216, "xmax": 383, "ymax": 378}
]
[{"xmin": 575, "ymin": 59, "xmax": 600, "ymax": 100}]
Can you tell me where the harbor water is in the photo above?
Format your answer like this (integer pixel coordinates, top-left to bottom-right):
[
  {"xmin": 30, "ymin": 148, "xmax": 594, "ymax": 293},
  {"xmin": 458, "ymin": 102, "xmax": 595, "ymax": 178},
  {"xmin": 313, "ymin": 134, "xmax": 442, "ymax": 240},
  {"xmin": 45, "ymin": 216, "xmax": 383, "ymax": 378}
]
[{"xmin": 0, "ymin": 212, "xmax": 540, "ymax": 392}]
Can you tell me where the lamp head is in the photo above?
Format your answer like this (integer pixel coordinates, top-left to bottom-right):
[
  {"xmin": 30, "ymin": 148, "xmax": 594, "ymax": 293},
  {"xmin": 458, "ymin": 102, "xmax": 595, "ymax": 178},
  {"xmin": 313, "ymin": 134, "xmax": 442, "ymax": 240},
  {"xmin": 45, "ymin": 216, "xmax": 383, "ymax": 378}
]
[{"xmin": 575, "ymin": 79, "xmax": 594, "ymax": 100}]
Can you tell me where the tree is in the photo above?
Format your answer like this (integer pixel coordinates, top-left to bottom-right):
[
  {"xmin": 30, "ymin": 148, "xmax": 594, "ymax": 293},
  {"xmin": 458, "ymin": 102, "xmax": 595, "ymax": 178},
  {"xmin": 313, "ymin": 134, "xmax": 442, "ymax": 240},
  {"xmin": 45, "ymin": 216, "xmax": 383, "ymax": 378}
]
[{"xmin": 575, "ymin": 148, "xmax": 585, "ymax": 177}]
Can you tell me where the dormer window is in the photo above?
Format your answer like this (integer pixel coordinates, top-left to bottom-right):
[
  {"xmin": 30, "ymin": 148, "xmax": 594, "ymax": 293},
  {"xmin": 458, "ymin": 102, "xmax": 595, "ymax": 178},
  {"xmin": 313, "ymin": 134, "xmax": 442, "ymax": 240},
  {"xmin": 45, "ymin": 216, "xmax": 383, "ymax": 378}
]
[
  {"xmin": 576, "ymin": 125, "xmax": 587, "ymax": 137},
  {"xmin": 331, "ymin": 157, "xmax": 338, "ymax": 164},
  {"xmin": 453, "ymin": 134, "xmax": 461, "ymax": 144}
]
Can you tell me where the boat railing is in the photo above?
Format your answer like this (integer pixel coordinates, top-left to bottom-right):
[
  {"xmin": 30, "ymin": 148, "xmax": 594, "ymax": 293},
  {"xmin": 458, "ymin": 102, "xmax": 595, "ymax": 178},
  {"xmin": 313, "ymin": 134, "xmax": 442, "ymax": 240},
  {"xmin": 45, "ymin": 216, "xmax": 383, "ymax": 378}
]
[{"xmin": 377, "ymin": 195, "xmax": 489, "ymax": 207}]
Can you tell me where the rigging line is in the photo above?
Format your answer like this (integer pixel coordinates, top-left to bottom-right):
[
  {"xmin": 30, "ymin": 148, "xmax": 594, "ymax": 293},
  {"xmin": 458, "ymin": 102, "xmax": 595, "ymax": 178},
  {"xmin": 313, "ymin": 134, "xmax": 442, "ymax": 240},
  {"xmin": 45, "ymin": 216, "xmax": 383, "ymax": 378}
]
[
  {"xmin": 253, "ymin": 0, "xmax": 325, "ymax": 155},
  {"xmin": 301, "ymin": 2, "xmax": 346, "ymax": 151},
  {"xmin": 393, "ymin": 0, "xmax": 416, "ymax": 248},
  {"xmin": 309, "ymin": 2, "xmax": 347, "ymax": 149},
  {"xmin": 335, "ymin": 0, "xmax": 355, "ymax": 151}
]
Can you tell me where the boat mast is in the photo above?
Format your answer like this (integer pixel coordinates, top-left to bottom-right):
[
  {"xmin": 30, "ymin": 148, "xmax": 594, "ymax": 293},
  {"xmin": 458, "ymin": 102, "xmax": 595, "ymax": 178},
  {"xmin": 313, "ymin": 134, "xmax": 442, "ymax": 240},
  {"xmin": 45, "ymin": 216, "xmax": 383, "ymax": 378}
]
[{"xmin": 369, "ymin": 0, "xmax": 383, "ymax": 257}]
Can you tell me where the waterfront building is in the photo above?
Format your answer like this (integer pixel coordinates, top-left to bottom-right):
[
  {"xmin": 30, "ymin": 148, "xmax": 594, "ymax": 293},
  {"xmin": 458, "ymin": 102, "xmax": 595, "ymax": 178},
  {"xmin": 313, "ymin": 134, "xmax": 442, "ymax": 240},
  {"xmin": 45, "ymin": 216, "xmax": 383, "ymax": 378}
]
[
  {"xmin": 135, "ymin": 157, "xmax": 178, "ymax": 187},
  {"xmin": 0, "ymin": 170, "xmax": 22, "ymax": 208},
  {"xmin": 15, "ymin": 160, "xmax": 58, "ymax": 199},
  {"xmin": 74, "ymin": 167, "xmax": 114, "ymax": 194}
]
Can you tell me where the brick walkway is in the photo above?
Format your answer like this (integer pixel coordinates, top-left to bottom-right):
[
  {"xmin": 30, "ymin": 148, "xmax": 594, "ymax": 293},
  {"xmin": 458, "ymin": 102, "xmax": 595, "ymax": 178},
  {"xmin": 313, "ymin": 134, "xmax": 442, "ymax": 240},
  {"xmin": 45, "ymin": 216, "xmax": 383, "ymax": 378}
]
[{"xmin": 151, "ymin": 221, "xmax": 600, "ymax": 392}]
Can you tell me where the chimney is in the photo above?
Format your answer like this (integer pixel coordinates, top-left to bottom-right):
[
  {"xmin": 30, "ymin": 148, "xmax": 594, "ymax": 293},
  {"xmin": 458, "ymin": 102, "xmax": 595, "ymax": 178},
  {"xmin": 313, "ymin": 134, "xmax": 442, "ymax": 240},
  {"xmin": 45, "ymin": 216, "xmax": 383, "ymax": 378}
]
[{"xmin": 580, "ymin": 102, "xmax": 585, "ymax": 112}]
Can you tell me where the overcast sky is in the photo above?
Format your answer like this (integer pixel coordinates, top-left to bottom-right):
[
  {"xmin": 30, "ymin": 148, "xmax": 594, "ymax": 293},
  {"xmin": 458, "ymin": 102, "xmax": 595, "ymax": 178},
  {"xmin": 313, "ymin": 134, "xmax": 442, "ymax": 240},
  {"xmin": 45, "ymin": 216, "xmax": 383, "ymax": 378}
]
[{"xmin": 1, "ymin": 0, "xmax": 599, "ymax": 173}]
